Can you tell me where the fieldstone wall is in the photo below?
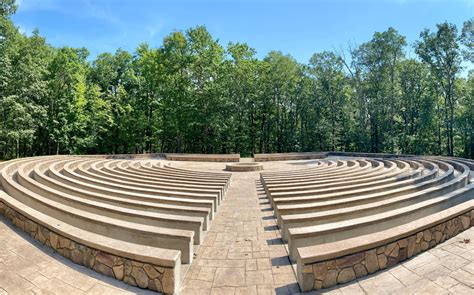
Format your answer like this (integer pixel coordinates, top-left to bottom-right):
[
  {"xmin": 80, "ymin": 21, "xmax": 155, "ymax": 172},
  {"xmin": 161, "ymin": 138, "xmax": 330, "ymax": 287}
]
[
  {"xmin": 301, "ymin": 210, "xmax": 474, "ymax": 290},
  {"xmin": 0, "ymin": 201, "xmax": 177, "ymax": 294}
]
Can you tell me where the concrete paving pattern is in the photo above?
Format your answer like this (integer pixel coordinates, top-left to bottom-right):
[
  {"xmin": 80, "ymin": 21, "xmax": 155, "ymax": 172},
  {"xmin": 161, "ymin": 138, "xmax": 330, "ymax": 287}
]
[{"xmin": 180, "ymin": 169, "xmax": 299, "ymax": 295}]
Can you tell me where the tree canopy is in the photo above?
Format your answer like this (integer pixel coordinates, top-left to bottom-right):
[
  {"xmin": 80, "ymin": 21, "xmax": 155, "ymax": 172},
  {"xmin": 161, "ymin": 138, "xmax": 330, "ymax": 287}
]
[{"xmin": 0, "ymin": 3, "xmax": 472, "ymax": 159}]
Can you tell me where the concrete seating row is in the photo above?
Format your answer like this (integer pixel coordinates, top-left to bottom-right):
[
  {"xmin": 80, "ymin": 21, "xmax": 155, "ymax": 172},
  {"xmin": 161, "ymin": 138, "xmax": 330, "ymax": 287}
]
[
  {"xmin": 0, "ymin": 156, "xmax": 231, "ymax": 294},
  {"xmin": 254, "ymin": 152, "xmax": 328, "ymax": 162},
  {"xmin": 254, "ymin": 151, "xmax": 415, "ymax": 162},
  {"xmin": 259, "ymin": 155, "xmax": 473, "ymax": 291},
  {"xmin": 164, "ymin": 153, "xmax": 240, "ymax": 162}
]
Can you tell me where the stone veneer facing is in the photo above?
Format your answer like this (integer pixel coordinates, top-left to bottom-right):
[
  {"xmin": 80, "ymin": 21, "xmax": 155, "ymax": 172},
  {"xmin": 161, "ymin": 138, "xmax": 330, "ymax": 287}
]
[
  {"xmin": 0, "ymin": 201, "xmax": 177, "ymax": 294},
  {"xmin": 300, "ymin": 210, "xmax": 474, "ymax": 291}
]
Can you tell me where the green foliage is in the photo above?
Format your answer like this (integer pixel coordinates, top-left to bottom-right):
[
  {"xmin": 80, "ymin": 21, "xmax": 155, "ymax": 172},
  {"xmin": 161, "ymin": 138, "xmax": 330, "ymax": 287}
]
[
  {"xmin": 0, "ymin": 3, "xmax": 472, "ymax": 159},
  {"xmin": 415, "ymin": 22, "xmax": 463, "ymax": 156},
  {"xmin": 461, "ymin": 18, "xmax": 474, "ymax": 63}
]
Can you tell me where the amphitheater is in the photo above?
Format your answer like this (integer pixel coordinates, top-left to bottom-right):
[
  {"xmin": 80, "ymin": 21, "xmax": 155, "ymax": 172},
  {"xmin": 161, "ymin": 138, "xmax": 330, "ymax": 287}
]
[{"xmin": 0, "ymin": 152, "xmax": 473, "ymax": 294}]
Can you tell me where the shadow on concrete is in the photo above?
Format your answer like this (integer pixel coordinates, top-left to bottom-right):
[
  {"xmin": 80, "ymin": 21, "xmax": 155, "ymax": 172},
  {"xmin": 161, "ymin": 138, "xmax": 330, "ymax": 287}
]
[{"xmin": 0, "ymin": 215, "xmax": 155, "ymax": 294}]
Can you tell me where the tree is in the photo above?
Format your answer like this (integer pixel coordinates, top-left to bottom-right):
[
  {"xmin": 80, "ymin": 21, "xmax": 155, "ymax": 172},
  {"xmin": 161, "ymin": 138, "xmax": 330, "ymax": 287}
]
[
  {"xmin": 416, "ymin": 22, "xmax": 462, "ymax": 156},
  {"xmin": 308, "ymin": 51, "xmax": 351, "ymax": 151},
  {"xmin": 456, "ymin": 71, "xmax": 474, "ymax": 158},
  {"xmin": 223, "ymin": 42, "xmax": 260, "ymax": 155},
  {"xmin": 397, "ymin": 59, "xmax": 437, "ymax": 154},
  {"xmin": 352, "ymin": 28, "xmax": 406, "ymax": 153},
  {"xmin": 460, "ymin": 18, "xmax": 473, "ymax": 63}
]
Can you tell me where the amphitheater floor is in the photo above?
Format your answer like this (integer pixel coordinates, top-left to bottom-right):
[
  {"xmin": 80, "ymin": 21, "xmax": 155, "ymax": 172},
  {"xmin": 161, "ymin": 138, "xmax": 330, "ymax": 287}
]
[{"xmin": 0, "ymin": 159, "xmax": 473, "ymax": 294}]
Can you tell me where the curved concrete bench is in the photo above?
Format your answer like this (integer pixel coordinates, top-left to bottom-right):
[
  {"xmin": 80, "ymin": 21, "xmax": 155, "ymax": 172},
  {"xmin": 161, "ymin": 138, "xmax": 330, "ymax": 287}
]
[
  {"xmin": 262, "ymin": 160, "xmax": 350, "ymax": 182},
  {"xmin": 74, "ymin": 159, "xmax": 225, "ymax": 198},
  {"xmin": 270, "ymin": 160, "xmax": 444, "ymax": 207},
  {"xmin": 265, "ymin": 159, "xmax": 388, "ymax": 195},
  {"xmin": 297, "ymin": 194, "xmax": 474, "ymax": 291},
  {"xmin": 260, "ymin": 160, "xmax": 339, "ymax": 180},
  {"xmin": 258, "ymin": 154, "xmax": 473, "ymax": 292},
  {"xmin": 254, "ymin": 152, "xmax": 328, "ymax": 162},
  {"xmin": 287, "ymin": 163, "xmax": 469, "ymax": 260},
  {"xmin": 265, "ymin": 159, "xmax": 390, "ymax": 188},
  {"xmin": 27, "ymin": 159, "xmax": 207, "ymax": 244},
  {"xmin": 34, "ymin": 161, "xmax": 211, "ymax": 231},
  {"xmin": 88, "ymin": 160, "xmax": 227, "ymax": 195},
  {"xmin": 68, "ymin": 160, "xmax": 225, "ymax": 199},
  {"xmin": 274, "ymin": 161, "xmax": 433, "ymax": 221},
  {"xmin": 2, "ymin": 159, "xmax": 195, "ymax": 263},
  {"xmin": 225, "ymin": 163, "xmax": 264, "ymax": 172},
  {"xmin": 49, "ymin": 161, "xmax": 218, "ymax": 213},
  {"xmin": 164, "ymin": 153, "xmax": 240, "ymax": 162},
  {"xmin": 260, "ymin": 160, "xmax": 334, "ymax": 177},
  {"xmin": 58, "ymin": 160, "xmax": 221, "ymax": 207},
  {"xmin": 259, "ymin": 161, "xmax": 327, "ymax": 180},
  {"xmin": 104, "ymin": 161, "xmax": 229, "ymax": 191},
  {"xmin": 0, "ymin": 155, "xmax": 233, "ymax": 293},
  {"xmin": 161, "ymin": 163, "xmax": 232, "ymax": 179},
  {"xmin": 136, "ymin": 162, "xmax": 231, "ymax": 185},
  {"xmin": 0, "ymin": 189, "xmax": 181, "ymax": 293},
  {"xmin": 280, "ymin": 161, "xmax": 461, "ymax": 241}
]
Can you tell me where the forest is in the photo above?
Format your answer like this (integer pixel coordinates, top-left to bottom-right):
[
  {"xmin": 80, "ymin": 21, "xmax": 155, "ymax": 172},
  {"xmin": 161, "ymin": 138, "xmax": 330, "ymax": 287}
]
[{"xmin": 0, "ymin": 0, "xmax": 473, "ymax": 159}]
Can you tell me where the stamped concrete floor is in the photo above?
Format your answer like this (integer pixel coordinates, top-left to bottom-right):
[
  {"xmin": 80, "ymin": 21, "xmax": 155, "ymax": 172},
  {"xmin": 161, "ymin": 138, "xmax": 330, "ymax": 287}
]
[
  {"xmin": 0, "ymin": 159, "xmax": 473, "ymax": 294},
  {"xmin": 180, "ymin": 170, "xmax": 298, "ymax": 295}
]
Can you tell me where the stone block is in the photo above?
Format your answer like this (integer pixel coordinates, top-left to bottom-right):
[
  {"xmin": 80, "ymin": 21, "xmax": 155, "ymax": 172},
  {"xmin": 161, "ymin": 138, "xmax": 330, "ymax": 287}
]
[
  {"xmin": 365, "ymin": 249, "xmax": 379, "ymax": 274},
  {"xmin": 144, "ymin": 264, "xmax": 160, "ymax": 279},
  {"xmin": 96, "ymin": 252, "xmax": 116, "ymax": 268},
  {"xmin": 336, "ymin": 252, "xmax": 364, "ymax": 269},
  {"xmin": 131, "ymin": 267, "xmax": 149, "ymax": 289},
  {"xmin": 353, "ymin": 264, "xmax": 368, "ymax": 278},
  {"xmin": 337, "ymin": 267, "xmax": 355, "ymax": 284},
  {"xmin": 321, "ymin": 270, "xmax": 338, "ymax": 288},
  {"xmin": 313, "ymin": 262, "xmax": 328, "ymax": 280},
  {"xmin": 113, "ymin": 265, "xmax": 124, "ymax": 280},
  {"xmin": 162, "ymin": 268, "xmax": 175, "ymax": 294},
  {"xmin": 377, "ymin": 254, "xmax": 387, "ymax": 269}
]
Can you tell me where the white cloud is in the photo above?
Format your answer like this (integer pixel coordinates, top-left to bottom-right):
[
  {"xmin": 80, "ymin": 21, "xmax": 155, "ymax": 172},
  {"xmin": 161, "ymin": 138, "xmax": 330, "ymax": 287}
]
[
  {"xmin": 16, "ymin": 0, "xmax": 121, "ymax": 25},
  {"xmin": 16, "ymin": 22, "xmax": 36, "ymax": 36}
]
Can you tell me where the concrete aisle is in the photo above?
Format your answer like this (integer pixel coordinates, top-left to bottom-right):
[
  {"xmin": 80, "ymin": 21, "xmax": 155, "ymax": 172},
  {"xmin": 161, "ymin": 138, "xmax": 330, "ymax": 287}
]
[{"xmin": 180, "ymin": 171, "xmax": 299, "ymax": 295}]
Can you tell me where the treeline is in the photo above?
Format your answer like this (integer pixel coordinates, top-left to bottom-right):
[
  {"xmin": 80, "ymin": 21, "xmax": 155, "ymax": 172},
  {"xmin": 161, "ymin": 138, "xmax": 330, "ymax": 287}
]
[{"xmin": 0, "ymin": 1, "xmax": 473, "ymax": 159}]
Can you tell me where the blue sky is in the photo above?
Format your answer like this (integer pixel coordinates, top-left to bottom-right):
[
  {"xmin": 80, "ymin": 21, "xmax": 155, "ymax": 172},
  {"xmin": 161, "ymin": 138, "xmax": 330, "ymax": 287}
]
[{"xmin": 12, "ymin": 0, "xmax": 473, "ymax": 63}]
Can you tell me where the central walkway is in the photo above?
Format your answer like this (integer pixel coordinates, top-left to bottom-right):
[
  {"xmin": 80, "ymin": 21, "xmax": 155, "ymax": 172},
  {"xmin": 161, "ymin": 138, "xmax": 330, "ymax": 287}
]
[{"xmin": 180, "ymin": 171, "xmax": 299, "ymax": 295}]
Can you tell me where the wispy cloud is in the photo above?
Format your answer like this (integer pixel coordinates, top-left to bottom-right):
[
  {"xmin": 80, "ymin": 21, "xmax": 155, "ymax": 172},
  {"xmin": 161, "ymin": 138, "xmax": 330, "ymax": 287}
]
[
  {"xmin": 16, "ymin": 22, "xmax": 35, "ymax": 36},
  {"xmin": 16, "ymin": 0, "xmax": 121, "ymax": 25}
]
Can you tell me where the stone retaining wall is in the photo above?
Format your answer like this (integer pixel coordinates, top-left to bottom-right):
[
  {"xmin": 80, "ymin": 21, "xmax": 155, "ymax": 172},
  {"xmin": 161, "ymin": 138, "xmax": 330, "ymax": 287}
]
[
  {"xmin": 0, "ymin": 201, "xmax": 177, "ymax": 294},
  {"xmin": 299, "ymin": 210, "xmax": 474, "ymax": 291}
]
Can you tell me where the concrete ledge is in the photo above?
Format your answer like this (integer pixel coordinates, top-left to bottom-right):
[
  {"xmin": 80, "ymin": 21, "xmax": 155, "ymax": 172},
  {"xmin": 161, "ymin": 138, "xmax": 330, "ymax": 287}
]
[
  {"xmin": 253, "ymin": 151, "xmax": 423, "ymax": 162},
  {"xmin": 225, "ymin": 163, "xmax": 263, "ymax": 172},
  {"xmin": 165, "ymin": 154, "xmax": 240, "ymax": 162},
  {"xmin": 254, "ymin": 152, "xmax": 327, "ymax": 162}
]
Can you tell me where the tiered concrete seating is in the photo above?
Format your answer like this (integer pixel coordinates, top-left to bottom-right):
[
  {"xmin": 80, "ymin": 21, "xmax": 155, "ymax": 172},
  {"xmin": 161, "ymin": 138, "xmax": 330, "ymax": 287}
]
[
  {"xmin": 260, "ymin": 155, "xmax": 474, "ymax": 291},
  {"xmin": 0, "ymin": 155, "xmax": 231, "ymax": 294}
]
